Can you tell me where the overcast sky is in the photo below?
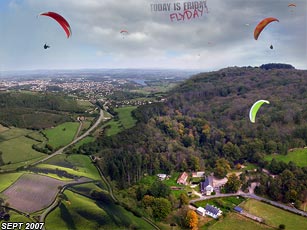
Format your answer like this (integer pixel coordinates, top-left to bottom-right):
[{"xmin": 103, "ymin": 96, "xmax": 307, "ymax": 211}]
[{"xmin": 0, "ymin": 0, "xmax": 306, "ymax": 72}]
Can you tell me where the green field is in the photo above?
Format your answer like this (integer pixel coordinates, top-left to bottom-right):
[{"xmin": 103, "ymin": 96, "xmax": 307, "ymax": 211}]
[
  {"xmin": 0, "ymin": 135, "xmax": 45, "ymax": 165},
  {"xmin": 45, "ymin": 190, "xmax": 152, "ymax": 230},
  {"xmin": 264, "ymin": 148, "xmax": 307, "ymax": 167},
  {"xmin": 37, "ymin": 154, "xmax": 101, "ymax": 180},
  {"xmin": 205, "ymin": 212, "xmax": 272, "ymax": 230},
  {"xmin": 240, "ymin": 199, "xmax": 307, "ymax": 230},
  {"xmin": 0, "ymin": 172, "xmax": 24, "ymax": 192},
  {"xmin": 0, "ymin": 127, "xmax": 33, "ymax": 141},
  {"xmin": 0, "ymin": 210, "xmax": 33, "ymax": 230},
  {"xmin": 104, "ymin": 106, "xmax": 137, "ymax": 136},
  {"xmin": 72, "ymin": 136, "xmax": 95, "ymax": 150},
  {"xmin": 43, "ymin": 122, "xmax": 80, "ymax": 149}
]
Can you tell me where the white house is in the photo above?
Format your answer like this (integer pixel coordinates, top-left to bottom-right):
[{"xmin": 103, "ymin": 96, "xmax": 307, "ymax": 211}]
[
  {"xmin": 157, "ymin": 174, "xmax": 167, "ymax": 181},
  {"xmin": 192, "ymin": 171, "xmax": 205, "ymax": 178},
  {"xmin": 200, "ymin": 176, "xmax": 214, "ymax": 195},
  {"xmin": 204, "ymin": 204, "xmax": 222, "ymax": 219},
  {"xmin": 196, "ymin": 207, "xmax": 206, "ymax": 216}
]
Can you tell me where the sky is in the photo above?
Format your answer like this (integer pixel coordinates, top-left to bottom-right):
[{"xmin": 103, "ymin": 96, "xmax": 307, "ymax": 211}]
[{"xmin": 0, "ymin": 0, "xmax": 306, "ymax": 72}]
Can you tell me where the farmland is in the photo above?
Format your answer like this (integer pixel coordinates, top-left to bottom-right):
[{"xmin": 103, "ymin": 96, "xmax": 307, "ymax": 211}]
[
  {"xmin": 264, "ymin": 148, "xmax": 307, "ymax": 167},
  {"xmin": 0, "ymin": 172, "xmax": 23, "ymax": 192},
  {"xmin": 43, "ymin": 122, "xmax": 80, "ymax": 149},
  {"xmin": 240, "ymin": 199, "xmax": 307, "ymax": 230},
  {"xmin": 45, "ymin": 190, "xmax": 153, "ymax": 230},
  {"xmin": 2, "ymin": 173, "xmax": 91, "ymax": 213}
]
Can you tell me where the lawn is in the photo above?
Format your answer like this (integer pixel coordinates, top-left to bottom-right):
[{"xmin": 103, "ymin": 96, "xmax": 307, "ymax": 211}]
[
  {"xmin": 205, "ymin": 212, "xmax": 272, "ymax": 230},
  {"xmin": 240, "ymin": 199, "xmax": 307, "ymax": 230},
  {"xmin": 45, "ymin": 190, "xmax": 153, "ymax": 230},
  {"xmin": 0, "ymin": 172, "xmax": 24, "ymax": 192},
  {"xmin": 264, "ymin": 148, "xmax": 307, "ymax": 167},
  {"xmin": 43, "ymin": 122, "xmax": 80, "ymax": 149},
  {"xmin": 0, "ymin": 135, "xmax": 45, "ymax": 165}
]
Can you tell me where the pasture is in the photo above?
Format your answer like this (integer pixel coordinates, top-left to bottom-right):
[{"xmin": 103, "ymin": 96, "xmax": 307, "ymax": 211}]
[
  {"xmin": 43, "ymin": 122, "xmax": 79, "ymax": 149},
  {"xmin": 240, "ymin": 199, "xmax": 307, "ymax": 230},
  {"xmin": 37, "ymin": 154, "xmax": 101, "ymax": 180},
  {"xmin": 45, "ymin": 190, "xmax": 152, "ymax": 230},
  {"xmin": 2, "ymin": 173, "xmax": 90, "ymax": 213},
  {"xmin": 0, "ymin": 135, "xmax": 45, "ymax": 165},
  {"xmin": 205, "ymin": 212, "xmax": 272, "ymax": 230},
  {"xmin": 104, "ymin": 106, "xmax": 137, "ymax": 136},
  {"xmin": 264, "ymin": 148, "xmax": 307, "ymax": 167}
]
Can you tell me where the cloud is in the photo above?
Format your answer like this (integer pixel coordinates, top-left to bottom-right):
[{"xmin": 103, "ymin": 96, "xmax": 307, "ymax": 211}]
[{"xmin": 0, "ymin": 0, "xmax": 306, "ymax": 71}]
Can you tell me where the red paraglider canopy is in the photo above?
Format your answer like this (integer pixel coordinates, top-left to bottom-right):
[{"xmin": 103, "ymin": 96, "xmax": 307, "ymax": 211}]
[{"xmin": 39, "ymin": 12, "xmax": 72, "ymax": 38}]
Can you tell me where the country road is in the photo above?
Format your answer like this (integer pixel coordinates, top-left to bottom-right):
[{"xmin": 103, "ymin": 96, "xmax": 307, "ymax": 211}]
[{"xmin": 190, "ymin": 190, "xmax": 307, "ymax": 218}]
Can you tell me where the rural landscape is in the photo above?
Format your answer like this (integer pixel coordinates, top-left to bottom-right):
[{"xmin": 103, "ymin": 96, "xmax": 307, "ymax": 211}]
[{"xmin": 1, "ymin": 0, "xmax": 307, "ymax": 230}]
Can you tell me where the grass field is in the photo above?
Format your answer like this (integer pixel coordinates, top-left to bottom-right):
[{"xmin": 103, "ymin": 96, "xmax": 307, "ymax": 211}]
[
  {"xmin": 0, "ymin": 135, "xmax": 45, "ymax": 165},
  {"xmin": 0, "ymin": 127, "xmax": 33, "ymax": 141},
  {"xmin": 240, "ymin": 199, "xmax": 307, "ymax": 230},
  {"xmin": 0, "ymin": 210, "xmax": 33, "ymax": 229},
  {"xmin": 45, "ymin": 190, "xmax": 153, "ymax": 230},
  {"xmin": 0, "ymin": 172, "xmax": 24, "ymax": 192},
  {"xmin": 104, "ymin": 106, "xmax": 137, "ymax": 136},
  {"xmin": 204, "ymin": 212, "xmax": 272, "ymax": 230},
  {"xmin": 264, "ymin": 149, "xmax": 307, "ymax": 167},
  {"xmin": 43, "ymin": 122, "xmax": 80, "ymax": 149},
  {"xmin": 72, "ymin": 136, "xmax": 95, "ymax": 150},
  {"xmin": 37, "ymin": 154, "xmax": 101, "ymax": 180}
]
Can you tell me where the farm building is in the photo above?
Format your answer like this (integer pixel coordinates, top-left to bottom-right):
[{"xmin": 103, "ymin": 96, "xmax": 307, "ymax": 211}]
[
  {"xmin": 192, "ymin": 171, "xmax": 205, "ymax": 178},
  {"xmin": 200, "ymin": 176, "xmax": 214, "ymax": 195},
  {"xmin": 196, "ymin": 207, "xmax": 206, "ymax": 216},
  {"xmin": 234, "ymin": 206, "xmax": 243, "ymax": 213},
  {"xmin": 157, "ymin": 174, "xmax": 167, "ymax": 181},
  {"xmin": 177, "ymin": 172, "xmax": 188, "ymax": 185},
  {"xmin": 204, "ymin": 204, "xmax": 222, "ymax": 219}
]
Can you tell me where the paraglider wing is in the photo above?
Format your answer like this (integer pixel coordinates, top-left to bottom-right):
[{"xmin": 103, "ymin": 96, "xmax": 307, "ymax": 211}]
[
  {"xmin": 254, "ymin": 17, "xmax": 279, "ymax": 40},
  {"xmin": 40, "ymin": 12, "xmax": 71, "ymax": 38},
  {"xmin": 288, "ymin": 3, "xmax": 296, "ymax": 7},
  {"xmin": 120, "ymin": 30, "xmax": 129, "ymax": 34},
  {"xmin": 249, "ymin": 100, "xmax": 270, "ymax": 123}
]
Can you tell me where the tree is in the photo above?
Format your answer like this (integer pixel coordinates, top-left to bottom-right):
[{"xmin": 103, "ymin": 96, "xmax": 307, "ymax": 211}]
[
  {"xmin": 179, "ymin": 193, "xmax": 189, "ymax": 207},
  {"xmin": 185, "ymin": 210, "xmax": 198, "ymax": 230},
  {"xmin": 148, "ymin": 181, "xmax": 170, "ymax": 198},
  {"xmin": 151, "ymin": 197, "xmax": 172, "ymax": 221},
  {"xmin": 224, "ymin": 173, "xmax": 241, "ymax": 193},
  {"xmin": 214, "ymin": 158, "xmax": 231, "ymax": 178}
]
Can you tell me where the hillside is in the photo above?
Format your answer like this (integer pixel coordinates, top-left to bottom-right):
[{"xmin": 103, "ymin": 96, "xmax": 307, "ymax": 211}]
[{"xmin": 0, "ymin": 92, "xmax": 92, "ymax": 129}]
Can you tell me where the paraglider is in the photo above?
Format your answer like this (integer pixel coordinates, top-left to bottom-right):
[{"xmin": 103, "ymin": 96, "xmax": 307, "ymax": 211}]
[
  {"xmin": 249, "ymin": 100, "xmax": 270, "ymax": 123},
  {"xmin": 44, "ymin": 44, "xmax": 50, "ymax": 49},
  {"xmin": 120, "ymin": 30, "xmax": 129, "ymax": 39},
  {"xmin": 270, "ymin": 44, "xmax": 273, "ymax": 49},
  {"xmin": 254, "ymin": 17, "xmax": 279, "ymax": 40},
  {"xmin": 288, "ymin": 3, "xmax": 296, "ymax": 7},
  {"xmin": 39, "ymin": 12, "xmax": 72, "ymax": 38}
]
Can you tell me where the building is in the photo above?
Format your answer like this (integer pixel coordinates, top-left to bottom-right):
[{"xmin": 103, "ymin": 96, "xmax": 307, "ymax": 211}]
[
  {"xmin": 200, "ymin": 176, "xmax": 214, "ymax": 195},
  {"xmin": 192, "ymin": 171, "xmax": 205, "ymax": 178},
  {"xmin": 157, "ymin": 174, "xmax": 167, "ymax": 181},
  {"xmin": 196, "ymin": 207, "xmax": 206, "ymax": 216},
  {"xmin": 204, "ymin": 204, "xmax": 222, "ymax": 219},
  {"xmin": 234, "ymin": 206, "xmax": 243, "ymax": 213},
  {"xmin": 177, "ymin": 172, "xmax": 188, "ymax": 185}
]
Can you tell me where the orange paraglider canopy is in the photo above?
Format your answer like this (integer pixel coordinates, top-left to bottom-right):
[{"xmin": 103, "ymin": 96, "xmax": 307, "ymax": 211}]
[
  {"xmin": 288, "ymin": 3, "xmax": 296, "ymax": 7},
  {"xmin": 254, "ymin": 17, "xmax": 279, "ymax": 40},
  {"xmin": 39, "ymin": 12, "xmax": 72, "ymax": 38}
]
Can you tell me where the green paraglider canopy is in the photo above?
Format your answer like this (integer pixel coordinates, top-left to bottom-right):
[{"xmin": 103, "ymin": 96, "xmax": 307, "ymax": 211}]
[{"xmin": 249, "ymin": 100, "xmax": 270, "ymax": 123}]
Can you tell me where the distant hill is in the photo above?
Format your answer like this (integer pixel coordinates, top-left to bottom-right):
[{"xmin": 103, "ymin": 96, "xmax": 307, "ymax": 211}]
[
  {"xmin": 259, "ymin": 63, "xmax": 295, "ymax": 70},
  {"xmin": 85, "ymin": 65, "xmax": 307, "ymax": 189},
  {"xmin": 0, "ymin": 92, "xmax": 87, "ymax": 129}
]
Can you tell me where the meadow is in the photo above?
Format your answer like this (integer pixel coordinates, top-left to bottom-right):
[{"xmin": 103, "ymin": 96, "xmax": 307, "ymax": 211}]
[
  {"xmin": 240, "ymin": 199, "xmax": 307, "ymax": 230},
  {"xmin": 103, "ymin": 106, "xmax": 137, "ymax": 136},
  {"xmin": 264, "ymin": 148, "xmax": 307, "ymax": 167},
  {"xmin": 0, "ymin": 172, "xmax": 24, "ymax": 192},
  {"xmin": 45, "ymin": 190, "xmax": 153, "ymax": 230},
  {"xmin": 205, "ymin": 212, "xmax": 272, "ymax": 230},
  {"xmin": 43, "ymin": 122, "xmax": 80, "ymax": 149}
]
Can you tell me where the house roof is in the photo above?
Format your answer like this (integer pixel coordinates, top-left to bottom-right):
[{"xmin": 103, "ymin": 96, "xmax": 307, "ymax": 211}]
[
  {"xmin": 177, "ymin": 172, "xmax": 188, "ymax": 183},
  {"xmin": 234, "ymin": 206, "xmax": 243, "ymax": 212},
  {"xmin": 203, "ymin": 176, "xmax": 213, "ymax": 187},
  {"xmin": 205, "ymin": 204, "xmax": 221, "ymax": 215},
  {"xmin": 196, "ymin": 207, "xmax": 206, "ymax": 213}
]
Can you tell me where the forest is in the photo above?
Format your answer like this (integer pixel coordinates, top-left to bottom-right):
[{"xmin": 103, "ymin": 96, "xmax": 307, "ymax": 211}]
[{"xmin": 78, "ymin": 65, "xmax": 307, "ymax": 207}]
